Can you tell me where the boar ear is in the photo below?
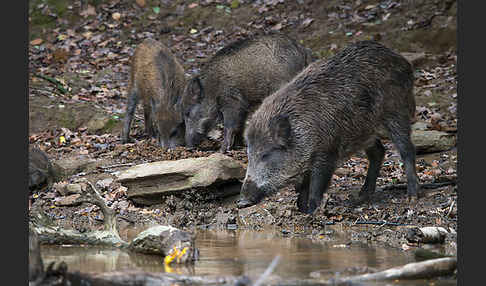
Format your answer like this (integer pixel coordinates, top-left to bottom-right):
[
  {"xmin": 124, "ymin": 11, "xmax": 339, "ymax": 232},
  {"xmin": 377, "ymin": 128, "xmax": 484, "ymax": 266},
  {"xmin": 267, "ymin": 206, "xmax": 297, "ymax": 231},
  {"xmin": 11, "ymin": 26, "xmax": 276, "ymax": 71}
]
[
  {"xmin": 271, "ymin": 114, "xmax": 291, "ymax": 147},
  {"xmin": 189, "ymin": 77, "xmax": 204, "ymax": 103}
]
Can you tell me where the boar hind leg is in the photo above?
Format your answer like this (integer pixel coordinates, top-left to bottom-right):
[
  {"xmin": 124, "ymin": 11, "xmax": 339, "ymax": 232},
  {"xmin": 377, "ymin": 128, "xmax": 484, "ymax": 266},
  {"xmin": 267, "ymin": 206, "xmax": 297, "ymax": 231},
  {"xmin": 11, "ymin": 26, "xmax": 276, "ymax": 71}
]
[
  {"xmin": 143, "ymin": 100, "xmax": 156, "ymax": 139},
  {"xmin": 385, "ymin": 118, "xmax": 421, "ymax": 199},
  {"xmin": 121, "ymin": 88, "xmax": 138, "ymax": 143},
  {"xmin": 359, "ymin": 139, "xmax": 385, "ymax": 201},
  {"xmin": 297, "ymin": 154, "xmax": 338, "ymax": 214}
]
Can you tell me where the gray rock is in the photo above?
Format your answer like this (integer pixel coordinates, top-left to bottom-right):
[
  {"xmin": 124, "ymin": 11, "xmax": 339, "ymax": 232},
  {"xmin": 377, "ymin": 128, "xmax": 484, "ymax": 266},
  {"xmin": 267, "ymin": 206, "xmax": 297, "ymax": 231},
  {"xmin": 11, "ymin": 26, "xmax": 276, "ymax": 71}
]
[
  {"xmin": 129, "ymin": 225, "xmax": 198, "ymax": 264},
  {"xmin": 401, "ymin": 52, "xmax": 427, "ymax": 67},
  {"xmin": 412, "ymin": 130, "xmax": 456, "ymax": 154},
  {"xmin": 96, "ymin": 178, "xmax": 114, "ymax": 190},
  {"xmin": 412, "ymin": 121, "xmax": 429, "ymax": 131},
  {"xmin": 60, "ymin": 183, "xmax": 84, "ymax": 196},
  {"xmin": 51, "ymin": 157, "xmax": 98, "ymax": 179},
  {"xmin": 117, "ymin": 153, "xmax": 245, "ymax": 205}
]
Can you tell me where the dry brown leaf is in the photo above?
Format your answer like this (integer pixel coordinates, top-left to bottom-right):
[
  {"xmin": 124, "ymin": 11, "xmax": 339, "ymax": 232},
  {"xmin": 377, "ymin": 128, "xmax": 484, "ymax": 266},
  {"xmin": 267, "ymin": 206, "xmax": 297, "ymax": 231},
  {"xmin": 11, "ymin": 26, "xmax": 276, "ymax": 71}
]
[
  {"xmin": 136, "ymin": 0, "xmax": 146, "ymax": 7},
  {"xmin": 80, "ymin": 5, "xmax": 96, "ymax": 18}
]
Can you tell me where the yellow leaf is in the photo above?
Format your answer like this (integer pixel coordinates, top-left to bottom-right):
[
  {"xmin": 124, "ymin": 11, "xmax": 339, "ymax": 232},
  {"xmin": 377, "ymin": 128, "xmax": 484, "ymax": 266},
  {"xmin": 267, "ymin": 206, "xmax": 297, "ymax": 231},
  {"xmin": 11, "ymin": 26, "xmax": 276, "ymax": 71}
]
[{"xmin": 59, "ymin": 136, "xmax": 66, "ymax": 145}]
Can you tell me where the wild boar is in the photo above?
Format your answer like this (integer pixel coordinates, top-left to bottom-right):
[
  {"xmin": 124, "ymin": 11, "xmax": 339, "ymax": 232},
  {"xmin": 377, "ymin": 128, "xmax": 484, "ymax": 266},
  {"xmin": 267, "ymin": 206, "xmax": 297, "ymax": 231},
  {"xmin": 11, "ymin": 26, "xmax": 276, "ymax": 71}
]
[
  {"xmin": 238, "ymin": 40, "xmax": 420, "ymax": 214},
  {"xmin": 121, "ymin": 38, "xmax": 186, "ymax": 148},
  {"xmin": 181, "ymin": 32, "xmax": 314, "ymax": 152}
]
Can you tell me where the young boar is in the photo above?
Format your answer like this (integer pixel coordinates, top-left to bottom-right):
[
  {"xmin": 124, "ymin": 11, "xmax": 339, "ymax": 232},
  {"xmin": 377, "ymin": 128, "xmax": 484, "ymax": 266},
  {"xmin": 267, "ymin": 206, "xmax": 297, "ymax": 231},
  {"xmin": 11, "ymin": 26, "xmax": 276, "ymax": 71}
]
[
  {"xmin": 121, "ymin": 38, "xmax": 186, "ymax": 148},
  {"xmin": 181, "ymin": 33, "xmax": 314, "ymax": 152},
  {"xmin": 238, "ymin": 41, "xmax": 420, "ymax": 214}
]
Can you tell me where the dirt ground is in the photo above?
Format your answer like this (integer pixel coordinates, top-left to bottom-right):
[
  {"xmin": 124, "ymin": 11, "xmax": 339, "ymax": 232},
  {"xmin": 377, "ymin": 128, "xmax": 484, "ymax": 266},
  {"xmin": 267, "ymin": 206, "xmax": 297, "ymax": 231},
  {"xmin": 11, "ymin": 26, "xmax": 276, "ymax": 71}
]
[{"xmin": 29, "ymin": 0, "xmax": 457, "ymax": 256}]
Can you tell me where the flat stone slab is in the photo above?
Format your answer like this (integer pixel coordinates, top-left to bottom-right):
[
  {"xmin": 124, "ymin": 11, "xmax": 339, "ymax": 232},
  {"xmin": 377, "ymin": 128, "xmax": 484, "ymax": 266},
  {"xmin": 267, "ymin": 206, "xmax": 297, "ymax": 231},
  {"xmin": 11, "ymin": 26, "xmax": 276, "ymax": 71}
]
[{"xmin": 117, "ymin": 153, "xmax": 245, "ymax": 205}]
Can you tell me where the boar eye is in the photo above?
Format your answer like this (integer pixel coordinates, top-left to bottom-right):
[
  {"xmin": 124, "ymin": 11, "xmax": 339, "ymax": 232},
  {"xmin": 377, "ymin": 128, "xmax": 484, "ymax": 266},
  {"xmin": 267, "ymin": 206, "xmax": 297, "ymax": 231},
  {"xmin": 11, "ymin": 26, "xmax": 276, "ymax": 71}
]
[{"xmin": 260, "ymin": 147, "xmax": 281, "ymax": 161}]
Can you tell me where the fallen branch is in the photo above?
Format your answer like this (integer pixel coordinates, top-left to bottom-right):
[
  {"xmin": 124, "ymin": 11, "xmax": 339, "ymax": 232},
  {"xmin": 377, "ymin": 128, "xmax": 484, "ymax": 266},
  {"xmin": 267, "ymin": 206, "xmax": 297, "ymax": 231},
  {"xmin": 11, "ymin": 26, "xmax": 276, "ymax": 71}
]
[
  {"xmin": 99, "ymin": 163, "xmax": 136, "ymax": 170},
  {"xmin": 381, "ymin": 177, "xmax": 457, "ymax": 192},
  {"xmin": 328, "ymin": 257, "xmax": 456, "ymax": 284},
  {"xmin": 30, "ymin": 178, "xmax": 128, "ymax": 247}
]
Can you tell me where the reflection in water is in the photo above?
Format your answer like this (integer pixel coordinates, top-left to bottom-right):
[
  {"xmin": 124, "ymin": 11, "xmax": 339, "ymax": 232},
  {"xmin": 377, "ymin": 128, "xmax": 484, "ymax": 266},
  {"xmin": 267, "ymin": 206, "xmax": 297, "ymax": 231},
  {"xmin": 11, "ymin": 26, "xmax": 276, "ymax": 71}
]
[{"xmin": 40, "ymin": 229, "xmax": 455, "ymax": 285}]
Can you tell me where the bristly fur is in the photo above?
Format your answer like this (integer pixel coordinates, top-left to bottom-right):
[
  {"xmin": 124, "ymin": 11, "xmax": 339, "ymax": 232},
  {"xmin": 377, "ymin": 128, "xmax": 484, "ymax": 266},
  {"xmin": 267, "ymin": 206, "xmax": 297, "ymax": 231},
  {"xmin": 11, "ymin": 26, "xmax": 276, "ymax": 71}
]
[
  {"xmin": 241, "ymin": 40, "xmax": 419, "ymax": 214},
  {"xmin": 181, "ymin": 32, "xmax": 315, "ymax": 151},
  {"xmin": 121, "ymin": 38, "xmax": 187, "ymax": 148}
]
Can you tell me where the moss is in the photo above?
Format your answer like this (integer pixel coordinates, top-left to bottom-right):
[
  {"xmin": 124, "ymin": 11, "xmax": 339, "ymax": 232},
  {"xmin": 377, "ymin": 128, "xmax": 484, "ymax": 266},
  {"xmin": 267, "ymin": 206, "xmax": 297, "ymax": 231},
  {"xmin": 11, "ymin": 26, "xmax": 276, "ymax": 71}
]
[{"xmin": 57, "ymin": 109, "xmax": 78, "ymax": 130}]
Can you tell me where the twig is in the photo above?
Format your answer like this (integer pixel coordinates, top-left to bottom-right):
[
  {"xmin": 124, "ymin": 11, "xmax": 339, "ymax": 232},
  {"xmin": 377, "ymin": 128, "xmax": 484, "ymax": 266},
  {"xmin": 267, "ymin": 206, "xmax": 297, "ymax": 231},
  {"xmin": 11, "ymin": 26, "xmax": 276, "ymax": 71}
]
[
  {"xmin": 381, "ymin": 178, "xmax": 457, "ymax": 191},
  {"xmin": 253, "ymin": 255, "xmax": 281, "ymax": 286},
  {"xmin": 33, "ymin": 73, "xmax": 68, "ymax": 94},
  {"xmin": 353, "ymin": 221, "xmax": 411, "ymax": 226},
  {"xmin": 99, "ymin": 163, "xmax": 135, "ymax": 170},
  {"xmin": 446, "ymin": 200, "xmax": 455, "ymax": 217}
]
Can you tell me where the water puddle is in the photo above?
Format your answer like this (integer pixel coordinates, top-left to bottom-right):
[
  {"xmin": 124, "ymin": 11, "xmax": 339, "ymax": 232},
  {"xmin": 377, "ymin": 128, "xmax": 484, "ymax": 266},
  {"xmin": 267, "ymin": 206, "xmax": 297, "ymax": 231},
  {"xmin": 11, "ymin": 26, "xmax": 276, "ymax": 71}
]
[{"xmin": 40, "ymin": 228, "xmax": 456, "ymax": 285}]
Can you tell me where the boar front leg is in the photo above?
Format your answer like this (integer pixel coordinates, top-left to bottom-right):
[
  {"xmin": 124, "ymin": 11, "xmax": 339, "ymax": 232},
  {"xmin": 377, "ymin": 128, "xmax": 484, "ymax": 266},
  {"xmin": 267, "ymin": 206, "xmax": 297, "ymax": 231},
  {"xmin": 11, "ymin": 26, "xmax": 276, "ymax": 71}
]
[
  {"xmin": 296, "ymin": 154, "xmax": 337, "ymax": 214},
  {"xmin": 296, "ymin": 174, "xmax": 310, "ymax": 213},
  {"xmin": 221, "ymin": 108, "xmax": 247, "ymax": 152}
]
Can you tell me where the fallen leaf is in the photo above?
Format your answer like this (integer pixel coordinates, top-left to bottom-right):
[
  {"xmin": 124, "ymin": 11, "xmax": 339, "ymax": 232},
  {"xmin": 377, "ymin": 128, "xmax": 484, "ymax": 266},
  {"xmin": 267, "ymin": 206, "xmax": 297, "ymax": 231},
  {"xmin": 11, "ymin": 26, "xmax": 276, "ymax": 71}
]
[
  {"xmin": 112, "ymin": 12, "xmax": 121, "ymax": 20},
  {"xmin": 230, "ymin": 0, "xmax": 239, "ymax": 9},
  {"xmin": 153, "ymin": 6, "xmax": 160, "ymax": 14},
  {"xmin": 301, "ymin": 18, "xmax": 313, "ymax": 28},
  {"xmin": 30, "ymin": 38, "xmax": 43, "ymax": 46},
  {"xmin": 136, "ymin": 0, "xmax": 146, "ymax": 7},
  {"xmin": 271, "ymin": 23, "xmax": 282, "ymax": 30},
  {"xmin": 80, "ymin": 5, "xmax": 96, "ymax": 18}
]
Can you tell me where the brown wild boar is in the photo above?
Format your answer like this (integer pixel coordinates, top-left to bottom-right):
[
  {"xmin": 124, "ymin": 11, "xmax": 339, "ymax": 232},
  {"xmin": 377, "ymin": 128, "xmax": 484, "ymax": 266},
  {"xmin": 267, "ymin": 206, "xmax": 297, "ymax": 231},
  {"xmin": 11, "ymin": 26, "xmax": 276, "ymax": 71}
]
[
  {"xmin": 237, "ymin": 41, "xmax": 420, "ymax": 214},
  {"xmin": 121, "ymin": 38, "xmax": 186, "ymax": 148},
  {"xmin": 181, "ymin": 32, "xmax": 315, "ymax": 152}
]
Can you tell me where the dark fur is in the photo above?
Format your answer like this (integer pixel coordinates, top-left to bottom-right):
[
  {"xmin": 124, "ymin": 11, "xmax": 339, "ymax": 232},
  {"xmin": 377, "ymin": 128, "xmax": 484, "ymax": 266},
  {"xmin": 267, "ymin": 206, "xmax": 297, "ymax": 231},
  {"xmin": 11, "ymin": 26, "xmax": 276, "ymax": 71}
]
[
  {"xmin": 29, "ymin": 146, "xmax": 54, "ymax": 190},
  {"xmin": 121, "ymin": 39, "xmax": 186, "ymax": 148},
  {"xmin": 239, "ymin": 41, "xmax": 419, "ymax": 214},
  {"xmin": 181, "ymin": 32, "xmax": 315, "ymax": 151}
]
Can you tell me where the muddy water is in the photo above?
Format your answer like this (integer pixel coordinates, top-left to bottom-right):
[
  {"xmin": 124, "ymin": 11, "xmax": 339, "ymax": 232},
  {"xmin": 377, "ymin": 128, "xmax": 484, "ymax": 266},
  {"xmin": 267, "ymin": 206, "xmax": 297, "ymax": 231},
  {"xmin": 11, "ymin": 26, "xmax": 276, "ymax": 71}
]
[{"xmin": 40, "ymin": 228, "xmax": 456, "ymax": 285}]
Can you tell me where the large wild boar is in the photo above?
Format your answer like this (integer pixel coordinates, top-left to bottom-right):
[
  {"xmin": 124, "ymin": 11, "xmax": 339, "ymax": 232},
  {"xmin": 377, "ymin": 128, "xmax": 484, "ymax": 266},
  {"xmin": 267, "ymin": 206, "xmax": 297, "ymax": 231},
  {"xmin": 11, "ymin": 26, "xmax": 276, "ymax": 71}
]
[
  {"xmin": 121, "ymin": 38, "xmax": 186, "ymax": 148},
  {"xmin": 237, "ymin": 41, "xmax": 420, "ymax": 214},
  {"xmin": 181, "ymin": 32, "xmax": 314, "ymax": 152}
]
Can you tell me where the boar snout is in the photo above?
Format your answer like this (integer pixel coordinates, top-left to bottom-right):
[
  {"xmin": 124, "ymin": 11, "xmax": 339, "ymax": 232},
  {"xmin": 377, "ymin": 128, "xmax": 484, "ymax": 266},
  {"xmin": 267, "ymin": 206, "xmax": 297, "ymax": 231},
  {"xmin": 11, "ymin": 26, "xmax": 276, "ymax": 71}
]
[{"xmin": 237, "ymin": 179, "xmax": 263, "ymax": 209}]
